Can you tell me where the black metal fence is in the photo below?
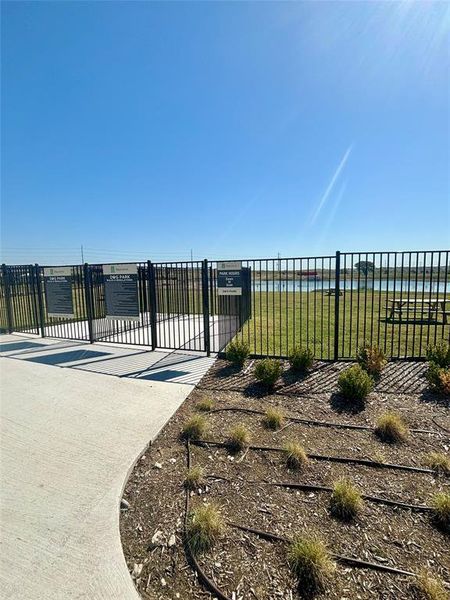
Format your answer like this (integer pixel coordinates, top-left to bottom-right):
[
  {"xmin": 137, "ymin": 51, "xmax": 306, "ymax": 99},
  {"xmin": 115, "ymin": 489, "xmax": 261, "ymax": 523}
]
[{"xmin": 1, "ymin": 249, "xmax": 449, "ymax": 360}]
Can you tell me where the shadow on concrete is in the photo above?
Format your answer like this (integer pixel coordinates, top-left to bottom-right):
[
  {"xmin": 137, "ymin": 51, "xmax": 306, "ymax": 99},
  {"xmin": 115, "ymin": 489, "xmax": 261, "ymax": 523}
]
[
  {"xmin": 0, "ymin": 341, "xmax": 47, "ymax": 353},
  {"xmin": 25, "ymin": 350, "xmax": 111, "ymax": 365},
  {"xmin": 138, "ymin": 369, "xmax": 190, "ymax": 382}
]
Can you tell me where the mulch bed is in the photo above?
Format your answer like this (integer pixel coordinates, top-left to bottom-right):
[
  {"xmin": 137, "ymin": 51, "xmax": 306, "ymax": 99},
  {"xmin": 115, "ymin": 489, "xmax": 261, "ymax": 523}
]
[
  {"xmin": 198, "ymin": 358, "xmax": 431, "ymax": 396},
  {"xmin": 120, "ymin": 359, "xmax": 450, "ymax": 599}
]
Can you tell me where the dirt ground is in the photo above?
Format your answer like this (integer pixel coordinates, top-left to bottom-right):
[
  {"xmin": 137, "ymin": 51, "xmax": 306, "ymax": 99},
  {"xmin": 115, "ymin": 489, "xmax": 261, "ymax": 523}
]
[{"xmin": 120, "ymin": 359, "xmax": 450, "ymax": 600}]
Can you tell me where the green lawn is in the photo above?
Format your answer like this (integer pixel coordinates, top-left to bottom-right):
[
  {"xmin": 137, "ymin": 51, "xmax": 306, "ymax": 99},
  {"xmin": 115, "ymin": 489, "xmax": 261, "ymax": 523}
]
[{"xmin": 237, "ymin": 290, "xmax": 449, "ymax": 359}]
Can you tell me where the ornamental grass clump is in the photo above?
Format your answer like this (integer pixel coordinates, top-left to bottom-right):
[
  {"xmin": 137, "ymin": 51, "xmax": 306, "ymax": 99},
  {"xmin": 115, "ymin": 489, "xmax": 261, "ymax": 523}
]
[
  {"xmin": 184, "ymin": 466, "xmax": 204, "ymax": 490},
  {"xmin": 356, "ymin": 343, "xmax": 387, "ymax": 379},
  {"xmin": 282, "ymin": 440, "xmax": 308, "ymax": 470},
  {"xmin": 226, "ymin": 339, "xmax": 250, "ymax": 368},
  {"xmin": 195, "ymin": 397, "xmax": 214, "ymax": 412},
  {"xmin": 287, "ymin": 536, "xmax": 335, "ymax": 593},
  {"xmin": 288, "ymin": 346, "xmax": 314, "ymax": 372},
  {"xmin": 227, "ymin": 425, "xmax": 251, "ymax": 452},
  {"xmin": 423, "ymin": 452, "xmax": 450, "ymax": 476},
  {"xmin": 254, "ymin": 358, "xmax": 282, "ymax": 388},
  {"xmin": 430, "ymin": 492, "xmax": 450, "ymax": 532},
  {"xmin": 426, "ymin": 341, "xmax": 450, "ymax": 396},
  {"xmin": 338, "ymin": 365, "xmax": 374, "ymax": 402},
  {"xmin": 330, "ymin": 478, "xmax": 364, "ymax": 520},
  {"xmin": 414, "ymin": 570, "xmax": 449, "ymax": 600},
  {"xmin": 182, "ymin": 415, "xmax": 208, "ymax": 440},
  {"xmin": 426, "ymin": 363, "xmax": 450, "ymax": 396},
  {"xmin": 262, "ymin": 407, "xmax": 285, "ymax": 430},
  {"xmin": 426, "ymin": 341, "xmax": 450, "ymax": 368},
  {"xmin": 374, "ymin": 412, "xmax": 409, "ymax": 443},
  {"xmin": 186, "ymin": 503, "xmax": 224, "ymax": 554}
]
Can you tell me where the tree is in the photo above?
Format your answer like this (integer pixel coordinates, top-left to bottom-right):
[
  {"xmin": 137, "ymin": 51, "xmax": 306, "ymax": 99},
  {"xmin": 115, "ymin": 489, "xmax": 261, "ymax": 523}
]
[{"xmin": 354, "ymin": 261, "xmax": 375, "ymax": 276}]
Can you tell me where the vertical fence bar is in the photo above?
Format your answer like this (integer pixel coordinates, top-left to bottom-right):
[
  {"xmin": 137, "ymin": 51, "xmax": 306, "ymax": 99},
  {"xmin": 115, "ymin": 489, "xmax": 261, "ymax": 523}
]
[
  {"xmin": 83, "ymin": 263, "xmax": 94, "ymax": 343},
  {"xmin": 147, "ymin": 260, "xmax": 158, "ymax": 350},
  {"xmin": 202, "ymin": 259, "xmax": 210, "ymax": 356},
  {"xmin": 34, "ymin": 264, "xmax": 45, "ymax": 337},
  {"xmin": 341, "ymin": 254, "xmax": 346, "ymax": 358},
  {"xmin": 334, "ymin": 251, "xmax": 341, "ymax": 361},
  {"xmin": 1, "ymin": 264, "xmax": 13, "ymax": 333},
  {"xmin": 434, "ymin": 251, "xmax": 441, "ymax": 346}
]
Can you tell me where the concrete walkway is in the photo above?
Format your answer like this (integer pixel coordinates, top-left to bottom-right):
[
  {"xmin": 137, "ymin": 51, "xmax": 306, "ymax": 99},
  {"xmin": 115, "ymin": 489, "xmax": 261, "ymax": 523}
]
[{"xmin": 0, "ymin": 335, "xmax": 197, "ymax": 599}]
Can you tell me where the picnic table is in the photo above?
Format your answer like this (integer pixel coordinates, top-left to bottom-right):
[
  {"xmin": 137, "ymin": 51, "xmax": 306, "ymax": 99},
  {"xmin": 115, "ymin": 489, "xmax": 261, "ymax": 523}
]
[
  {"xmin": 323, "ymin": 288, "xmax": 343, "ymax": 296},
  {"xmin": 387, "ymin": 298, "xmax": 449, "ymax": 323}
]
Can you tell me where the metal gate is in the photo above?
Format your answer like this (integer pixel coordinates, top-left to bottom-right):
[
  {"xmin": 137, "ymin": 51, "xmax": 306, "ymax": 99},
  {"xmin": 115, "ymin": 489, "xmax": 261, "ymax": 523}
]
[
  {"xmin": 152, "ymin": 260, "xmax": 206, "ymax": 352},
  {"xmin": 88, "ymin": 262, "xmax": 153, "ymax": 346},
  {"xmin": 33, "ymin": 264, "xmax": 90, "ymax": 341}
]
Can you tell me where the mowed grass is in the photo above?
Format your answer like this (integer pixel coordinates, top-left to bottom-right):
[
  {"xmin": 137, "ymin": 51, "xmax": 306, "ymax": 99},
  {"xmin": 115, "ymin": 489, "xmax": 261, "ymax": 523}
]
[{"xmin": 238, "ymin": 291, "xmax": 449, "ymax": 359}]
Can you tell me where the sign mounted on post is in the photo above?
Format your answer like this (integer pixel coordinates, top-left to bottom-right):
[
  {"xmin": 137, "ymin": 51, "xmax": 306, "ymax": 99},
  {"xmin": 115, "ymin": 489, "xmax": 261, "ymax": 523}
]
[
  {"xmin": 103, "ymin": 263, "xmax": 140, "ymax": 321},
  {"xmin": 217, "ymin": 261, "xmax": 243, "ymax": 296},
  {"xmin": 44, "ymin": 267, "xmax": 74, "ymax": 318}
]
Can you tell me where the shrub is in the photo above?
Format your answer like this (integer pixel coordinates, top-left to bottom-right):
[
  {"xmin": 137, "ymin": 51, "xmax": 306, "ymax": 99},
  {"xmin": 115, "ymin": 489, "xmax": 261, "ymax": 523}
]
[
  {"xmin": 414, "ymin": 570, "xmax": 449, "ymax": 600},
  {"xmin": 262, "ymin": 407, "xmax": 285, "ymax": 430},
  {"xmin": 338, "ymin": 365, "xmax": 374, "ymax": 401},
  {"xmin": 226, "ymin": 339, "xmax": 250, "ymax": 367},
  {"xmin": 438, "ymin": 369, "xmax": 450, "ymax": 395},
  {"xmin": 431, "ymin": 492, "xmax": 450, "ymax": 531},
  {"xmin": 186, "ymin": 503, "xmax": 224, "ymax": 553},
  {"xmin": 287, "ymin": 536, "xmax": 334, "ymax": 592},
  {"xmin": 423, "ymin": 452, "xmax": 450, "ymax": 476},
  {"xmin": 227, "ymin": 425, "xmax": 251, "ymax": 452},
  {"xmin": 426, "ymin": 341, "xmax": 450, "ymax": 368},
  {"xmin": 374, "ymin": 412, "xmax": 409, "ymax": 443},
  {"xmin": 330, "ymin": 478, "xmax": 363, "ymax": 520},
  {"xmin": 254, "ymin": 358, "xmax": 282, "ymax": 388},
  {"xmin": 426, "ymin": 363, "xmax": 450, "ymax": 396},
  {"xmin": 288, "ymin": 346, "xmax": 314, "ymax": 372},
  {"xmin": 282, "ymin": 440, "xmax": 308, "ymax": 470},
  {"xmin": 196, "ymin": 397, "xmax": 214, "ymax": 412},
  {"xmin": 184, "ymin": 466, "xmax": 204, "ymax": 490},
  {"xmin": 356, "ymin": 343, "xmax": 387, "ymax": 378},
  {"xmin": 182, "ymin": 415, "xmax": 208, "ymax": 440}
]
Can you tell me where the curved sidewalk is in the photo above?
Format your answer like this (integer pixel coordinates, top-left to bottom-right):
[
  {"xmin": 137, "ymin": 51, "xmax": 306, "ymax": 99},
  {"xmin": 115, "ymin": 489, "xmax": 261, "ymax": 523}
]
[{"xmin": 0, "ymin": 350, "xmax": 193, "ymax": 599}]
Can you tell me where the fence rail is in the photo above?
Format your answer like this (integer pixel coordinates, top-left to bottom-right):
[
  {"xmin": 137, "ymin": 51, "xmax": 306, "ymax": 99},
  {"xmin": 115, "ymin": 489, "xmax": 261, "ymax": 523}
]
[{"xmin": 1, "ymin": 249, "xmax": 449, "ymax": 360}]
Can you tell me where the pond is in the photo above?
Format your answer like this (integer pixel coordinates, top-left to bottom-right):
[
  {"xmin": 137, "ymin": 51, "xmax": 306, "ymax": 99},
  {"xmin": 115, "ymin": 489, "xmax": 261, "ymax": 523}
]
[{"xmin": 251, "ymin": 279, "xmax": 450, "ymax": 293}]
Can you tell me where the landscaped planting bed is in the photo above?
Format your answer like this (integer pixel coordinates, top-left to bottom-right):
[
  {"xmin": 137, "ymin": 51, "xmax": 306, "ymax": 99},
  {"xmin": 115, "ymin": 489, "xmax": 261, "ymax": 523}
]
[{"xmin": 120, "ymin": 358, "xmax": 450, "ymax": 599}]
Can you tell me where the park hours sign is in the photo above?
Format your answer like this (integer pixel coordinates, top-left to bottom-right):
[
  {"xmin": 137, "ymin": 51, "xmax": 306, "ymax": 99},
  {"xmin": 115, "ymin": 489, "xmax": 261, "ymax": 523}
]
[
  {"xmin": 44, "ymin": 267, "xmax": 74, "ymax": 318},
  {"xmin": 103, "ymin": 264, "xmax": 140, "ymax": 321},
  {"xmin": 217, "ymin": 261, "xmax": 243, "ymax": 296}
]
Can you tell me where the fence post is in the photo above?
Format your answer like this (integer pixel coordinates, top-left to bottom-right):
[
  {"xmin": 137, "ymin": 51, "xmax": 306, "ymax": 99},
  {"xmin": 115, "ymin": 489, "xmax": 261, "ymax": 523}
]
[
  {"xmin": 334, "ymin": 251, "xmax": 341, "ymax": 361},
  {"xmin": 147, "ymin": 260, "xmax": 158, "ymax": 350},
  {"xmin": 202, "ymin": 259, "xmax": 211, "ymax": 356},
  {"xmin": 34, "ymin": 264, "xmax": 46, "ymax": 337},
  {"xmin": 1, "ymin": 264, "xmax": 14, "ymax": 334},
  {"xmin": 83, "ymin": 263, "xmax": 94, "ymax": 344}
]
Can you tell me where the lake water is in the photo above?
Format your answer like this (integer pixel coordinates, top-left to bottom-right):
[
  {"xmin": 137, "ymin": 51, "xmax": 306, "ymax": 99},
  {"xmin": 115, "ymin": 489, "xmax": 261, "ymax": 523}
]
[{"xmin": 251, "ymin": 279, "xmax": 450, "ymax": 294}]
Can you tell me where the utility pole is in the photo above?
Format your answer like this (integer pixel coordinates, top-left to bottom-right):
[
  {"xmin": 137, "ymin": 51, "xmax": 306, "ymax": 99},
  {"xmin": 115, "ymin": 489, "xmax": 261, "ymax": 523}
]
[
  {"xmin": 190, "ymin": 248, "xmax": 193, "ymax": 261},
  {"xmin": 81, "ymin": 245, "xmax": 84, "ymax": 263}
]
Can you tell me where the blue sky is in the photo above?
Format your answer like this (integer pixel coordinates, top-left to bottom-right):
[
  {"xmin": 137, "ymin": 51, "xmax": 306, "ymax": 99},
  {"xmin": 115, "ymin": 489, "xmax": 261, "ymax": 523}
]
[{"xmin": 1, "ymin": 1, "xmax": 449, "ymax": 265}]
